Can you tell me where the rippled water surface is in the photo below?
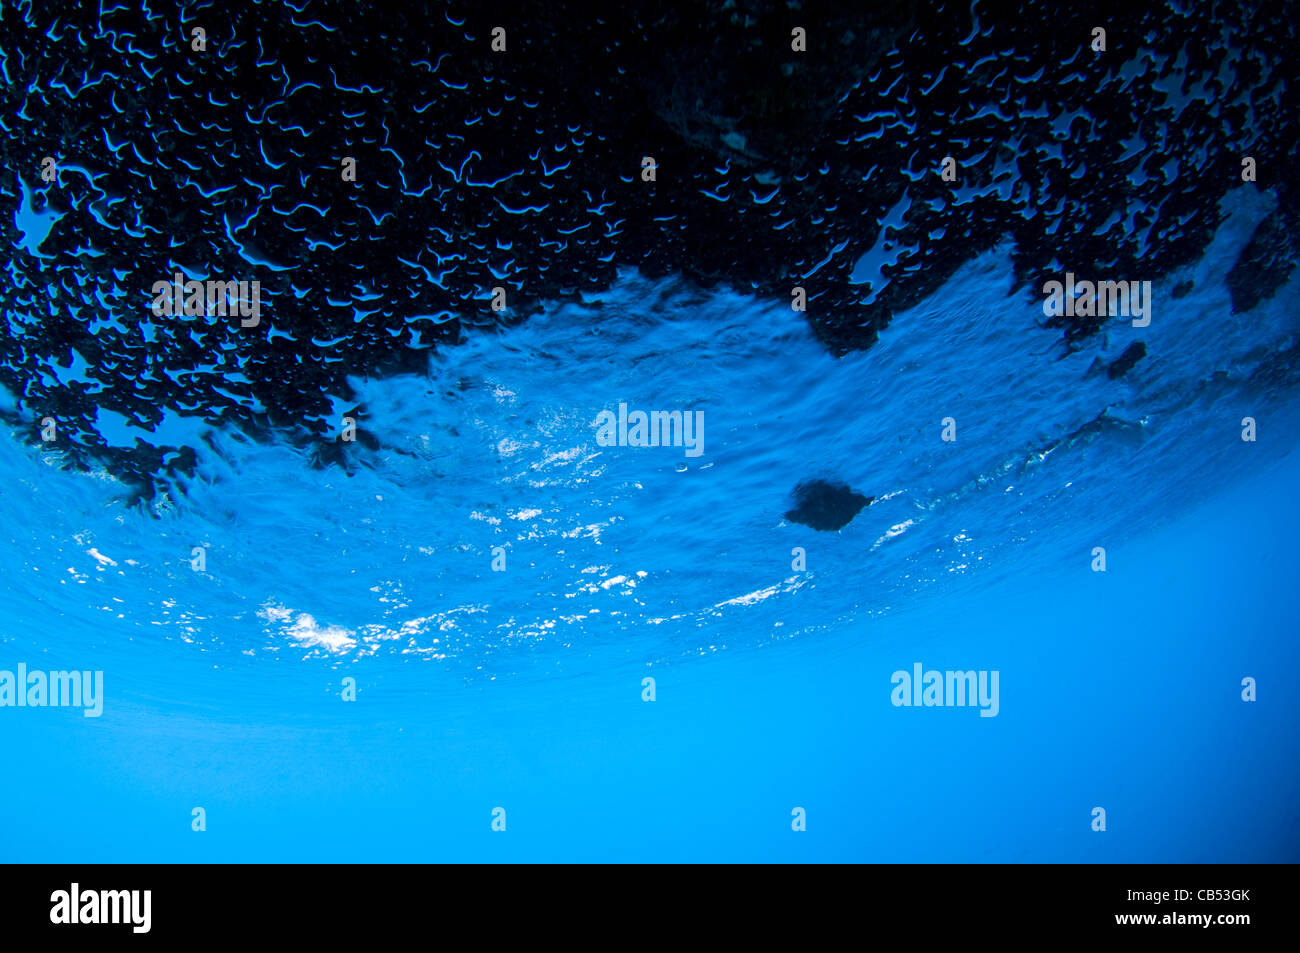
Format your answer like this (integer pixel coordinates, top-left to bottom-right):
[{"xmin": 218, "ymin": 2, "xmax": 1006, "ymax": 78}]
[{"xmin": 2, "ymin": 186, "xmax": 1299, "ymax": 861}]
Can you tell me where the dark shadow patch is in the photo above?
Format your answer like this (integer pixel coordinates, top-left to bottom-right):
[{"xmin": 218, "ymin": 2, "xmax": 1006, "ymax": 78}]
[
  {"xmin": 1226, "ymin": 208, "xmax": 1297, "ymax": 314},
  {"xmin": 1107, "ymin": 340, "xmax": 1147, "ymax": 379},
  {"xmin": 785, "ymin": 479, "xmax": 872, "ymax": 532}
]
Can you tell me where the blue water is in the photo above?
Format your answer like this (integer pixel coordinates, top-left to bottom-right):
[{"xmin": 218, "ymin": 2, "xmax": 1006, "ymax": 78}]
[{"xmin": 2, "ymin": 186, "xmax": 1299, "ymax": 861}]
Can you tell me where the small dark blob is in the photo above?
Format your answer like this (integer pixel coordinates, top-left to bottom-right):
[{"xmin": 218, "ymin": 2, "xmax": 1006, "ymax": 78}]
[
  {"xmin": 1226, "ymin": 210, "xmax": 1297, "ymax": 314},
  {"xmin": 785, "ymin": 480, "xmax": 873, "ymax": 532},
  {"xmin": 1107, "ymin": 341, "xmax": 1147, "ymax": 379},
  {"xmin": 1171, "ymin": 280, "xmax": 1194, "ymax": 299}
]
